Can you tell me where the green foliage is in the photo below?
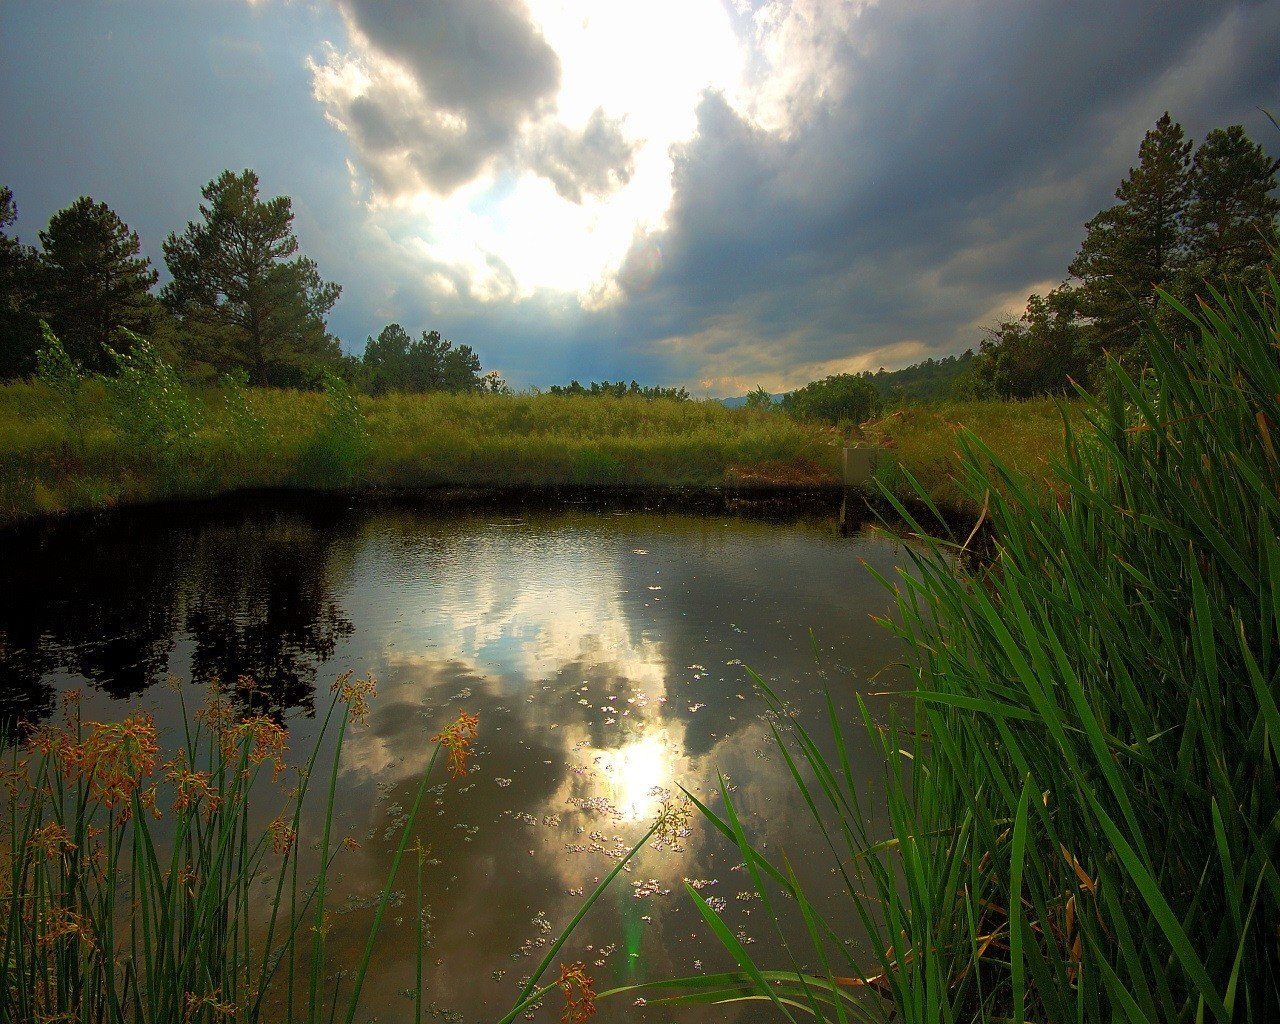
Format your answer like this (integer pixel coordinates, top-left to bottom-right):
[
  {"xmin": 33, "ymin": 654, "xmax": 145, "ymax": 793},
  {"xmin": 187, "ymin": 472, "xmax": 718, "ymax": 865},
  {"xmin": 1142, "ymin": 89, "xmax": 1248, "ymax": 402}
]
[
  {"xmin": 35, "ymin": 320, "xmax": 82, "ymax": 404},
  {"xmin": 0, "ymin": 185, "xmax": 43, "ymax": 380},
  {"xmin": 219, "ymin": 367, "xmax": 270, "ymax": 459},
  {"xmin": 1069, "ymin": 112, "xmax": 1193, "ymax": 351},
  {"xmin": 0, "ymin": 386, "xmax": 846, "ymax": 526},
  {"xmin": 968, "ymin": 287, "xmax": 1090, "ymax": 398},
  {"xmin": 546, "ymin": 379, "xmax": 691, "ymax": 401},
  {"xmin": 38, "ymin": 195, "xmax": 160, "ymax": 374},
  {"xmin": 744, "ymin": 385, "xmax": 774, "ymax": 411},
  {"xmin": 864, "ymin": 351, "xmax": 977, "ymax": 402},
  {"xmin": 162, "ymin": 170, "xmax": 341, "ymax": 387},
  {"xmin": 780, "ymin": 372, "xmax": 881, "ymax": 425},
  {"xmin": 102, "ymin": 331, "xmax": 200, "ymax": 458},
  {"xmin": 361, "ymin": 323, "xmax": 500, "ymax": 395},
  {"xmin": 298, "ymin": 371, "xmax": 369, "ymax": 486},
  {"xmin": 649, "ymin": 278, "xmax": 1280, "ymax": 1021},
  {"xmin": 0, "ymin": 677, "xmax": 473, "ymax": 1024},
  {"xmin": 860, "ymin": 397, "xmax": 1076, "ymax": 513},
  {"xmin": 1185, "ymin": 125, "xmax": 1280, "ymax": 289},
  {"xmin": 981, "ymin": 113, "xmax": 1278, "ymax": 396}
]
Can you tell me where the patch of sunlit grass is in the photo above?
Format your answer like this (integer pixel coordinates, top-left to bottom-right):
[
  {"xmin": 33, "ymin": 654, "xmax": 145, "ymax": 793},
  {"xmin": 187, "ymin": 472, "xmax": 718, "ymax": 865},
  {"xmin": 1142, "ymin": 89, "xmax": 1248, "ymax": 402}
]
[{"xmin": 862, "ymin": 397, "xmax": 1080, "ymax": 514}]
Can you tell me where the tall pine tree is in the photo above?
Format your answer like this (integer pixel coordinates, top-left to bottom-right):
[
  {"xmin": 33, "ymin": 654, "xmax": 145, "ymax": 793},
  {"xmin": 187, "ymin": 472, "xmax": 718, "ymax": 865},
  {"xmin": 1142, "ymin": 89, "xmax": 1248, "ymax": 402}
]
[
  {"xmin": 162, "ymin": 170, "xmax": 341, "ymax": 386},
  {"xmin": 1184, "ymin": 125, "xmax": 1280, "ymax": 291},
  {"xmin": 0, "ymin": 186, "xmax": 43, "ymax": 379},
  {"xmin": 38, "ymin": 196, "xmax": 160, "ymax": 373},
  {"xmin": 1068, "ymin": 112, "xmax": 1192, "ymax": 358}
]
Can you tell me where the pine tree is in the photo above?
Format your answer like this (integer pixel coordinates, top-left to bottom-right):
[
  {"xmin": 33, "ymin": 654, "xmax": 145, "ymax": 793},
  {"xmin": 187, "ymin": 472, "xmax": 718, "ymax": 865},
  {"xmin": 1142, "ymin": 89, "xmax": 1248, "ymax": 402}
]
[
  {"xmin": 38, "ymin": 196, "xmax": 160, "ymax": 373},
  {"xmin": 360, "ymin": 323, "xmax": 489, "ymax": 394},
  {"xmin": 0, "ymin": 186, "xmax": 44, "ymax": 379},
  {"xmin": 1068, "ymin": 113, "xmax": 1193, "ymax": 357},
  {"xmin": 1185, "ymin": 125, "xmax": 1280, "ymax": 291},
  {"xmin": 162, "ymin": 170, "xmax": 341, "ymax": 386}
]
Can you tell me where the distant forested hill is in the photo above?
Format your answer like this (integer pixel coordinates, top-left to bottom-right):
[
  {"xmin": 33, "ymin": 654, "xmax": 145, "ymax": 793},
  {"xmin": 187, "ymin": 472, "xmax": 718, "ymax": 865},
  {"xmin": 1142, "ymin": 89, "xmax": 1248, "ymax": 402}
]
[
  {"xmin": 725, "ymin": 351, "xmax": 975, "ymax": 407},
  {"xmin": 863, "ymin": 351, "xmax": 975, "ymax": 401}
]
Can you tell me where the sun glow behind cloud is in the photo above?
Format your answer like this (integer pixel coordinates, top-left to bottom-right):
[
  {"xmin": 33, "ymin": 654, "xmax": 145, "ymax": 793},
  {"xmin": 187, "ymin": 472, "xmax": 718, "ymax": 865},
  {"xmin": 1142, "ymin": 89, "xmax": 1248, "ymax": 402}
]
[{"xmin": 312, "ymin": 0, "xmax": 748, "ymax": 304}]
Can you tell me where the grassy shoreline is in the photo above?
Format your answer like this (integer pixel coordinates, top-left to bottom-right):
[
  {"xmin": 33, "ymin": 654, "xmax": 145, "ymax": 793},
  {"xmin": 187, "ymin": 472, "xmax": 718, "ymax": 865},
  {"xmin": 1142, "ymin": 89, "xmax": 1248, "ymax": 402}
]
[{"xmin": 0, "ymin": 382, "xmax": 1076, "ymax": 530}]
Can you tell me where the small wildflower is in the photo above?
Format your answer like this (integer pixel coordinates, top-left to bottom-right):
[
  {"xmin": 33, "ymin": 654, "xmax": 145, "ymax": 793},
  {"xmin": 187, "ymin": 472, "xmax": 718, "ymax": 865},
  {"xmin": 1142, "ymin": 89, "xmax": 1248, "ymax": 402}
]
[
  {"xmin": 167, "ymin": 762, "xmax": 222, "ymax": 818},
  {"xmin": 652, "ymin": 796, "xmax": 692, "ymax": 851},
  {"xmin": 231, "ymin": 715, "xmax": 288, "ymax": 780},
  {"xmin": 73, "ymin": 712, "xmax": 161, "ymax": 817},
  {"xmin": 38, "ymin": 906, "xmax": 96, "ymax": 951},
  {"xmin": 184, "ymin": 990, "xmax": 237, "ymax": 1019},
  {"xmin": 432, "ymin": 710, "xmax": 480, "ymax": 778},
  {"xmin": 28, "ymin": 823, "xmax": 75, "ymax": 861},
  {"xmin": 25, "ymin": 722, "xmax": 76, "ymax": 770},
  {"xmin": 556, "ymin": 963, "xmax": 597, "ymax": 1024},
  {"xmin": 196, "ymin": 697, "xmax": 237, "ymax": 759},
  {"xmin": 332, "ymin": 670, "xmax": 377, "ymax": 724},
  {"xmin": 342, "ymin": 835, "xmax": 361, "ymax": 851},
  {"xmin": 268, "ymin": 815, "xmax": 296, "ymax": 856}
]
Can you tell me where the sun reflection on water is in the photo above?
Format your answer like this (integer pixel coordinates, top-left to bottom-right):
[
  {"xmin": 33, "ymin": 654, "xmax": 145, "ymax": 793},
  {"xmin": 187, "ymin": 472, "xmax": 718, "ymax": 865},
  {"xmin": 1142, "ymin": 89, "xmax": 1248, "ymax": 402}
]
[{"xmin": 594, "ymin": 732, "xmax": 675, "ymax": 823}]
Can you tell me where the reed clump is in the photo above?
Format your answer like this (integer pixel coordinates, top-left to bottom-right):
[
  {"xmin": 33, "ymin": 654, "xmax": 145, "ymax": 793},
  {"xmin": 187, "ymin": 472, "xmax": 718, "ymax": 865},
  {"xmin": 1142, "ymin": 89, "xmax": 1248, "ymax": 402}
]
[
  {"xmin": 630, "ymin": 276, "xmax": 1280, "ymax": 1021},
  {"xmin": 0, "ymin": 675, "xmax": 479, "ymax": 1024}
]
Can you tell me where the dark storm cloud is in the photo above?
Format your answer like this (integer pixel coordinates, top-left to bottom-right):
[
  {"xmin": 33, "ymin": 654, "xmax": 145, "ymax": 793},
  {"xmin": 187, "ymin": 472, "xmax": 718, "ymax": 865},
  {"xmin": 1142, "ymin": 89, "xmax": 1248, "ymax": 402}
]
[
  {"xmin": 318, "ymin": 0, "xmax": 562, "ymax": 195},
  {"xmin": 599, "ymin": 0, "xmax": 1280, "ymax": 390},
  {"xmin": 523, "ymin": 109, "xmax": 638, "ymax": 203},
  {"xmin": 2, "ymin": 1, "xmax": 1279, "ymax": 392}
]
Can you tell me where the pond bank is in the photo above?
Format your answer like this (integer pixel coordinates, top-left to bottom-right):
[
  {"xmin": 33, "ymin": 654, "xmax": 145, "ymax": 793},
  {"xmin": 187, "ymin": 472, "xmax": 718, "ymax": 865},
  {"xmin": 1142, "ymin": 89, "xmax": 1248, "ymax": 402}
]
[{"xmin": 0, "ymin": 382, "xmax": 1073, "ymax": 532}]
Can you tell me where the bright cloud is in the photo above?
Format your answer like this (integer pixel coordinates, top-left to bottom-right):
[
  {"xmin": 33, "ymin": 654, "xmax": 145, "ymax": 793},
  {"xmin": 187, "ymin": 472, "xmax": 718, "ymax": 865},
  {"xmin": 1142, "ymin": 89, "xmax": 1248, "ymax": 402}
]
[{"xmin": 310, "ymin": 0, "xmax": 754, "ymax": 304}]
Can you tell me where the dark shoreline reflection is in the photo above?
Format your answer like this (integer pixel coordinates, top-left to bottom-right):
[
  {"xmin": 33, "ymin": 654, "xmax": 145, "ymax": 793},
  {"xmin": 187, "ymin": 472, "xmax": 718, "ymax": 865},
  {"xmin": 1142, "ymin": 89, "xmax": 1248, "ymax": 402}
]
[
  {"xmin": 0, "ymin": 491, "xmax": 911, "ymax": 1022},
  {"xmin": 0, "ymin": 499, "xmax": 361, "ymax": 727}
]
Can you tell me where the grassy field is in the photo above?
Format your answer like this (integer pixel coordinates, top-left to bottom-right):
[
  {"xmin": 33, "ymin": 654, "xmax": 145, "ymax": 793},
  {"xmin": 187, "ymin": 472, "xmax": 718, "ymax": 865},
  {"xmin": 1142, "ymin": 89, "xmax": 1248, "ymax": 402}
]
[
  {"xmin": 0, "ymin": 379, "xmax": 1076, "ymax": 530},
  {"xmin": 862, "ymin": 397, "xmax": 1080, "ymax": 513}
]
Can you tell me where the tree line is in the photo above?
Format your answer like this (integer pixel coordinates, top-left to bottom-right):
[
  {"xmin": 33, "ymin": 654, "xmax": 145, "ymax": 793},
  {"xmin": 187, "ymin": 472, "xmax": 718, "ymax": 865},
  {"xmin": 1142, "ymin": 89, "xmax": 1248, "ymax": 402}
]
[
  {"xmin": 545, "ymin": 379, "xmax": 690, "ymax": 401},
  {"xmin": 0, "ymin": 170, "xmax": 503, "ymax": 393},
  {"xmin": 963, "ymin": 113, "xmax": 1279, "ymax": 398}
]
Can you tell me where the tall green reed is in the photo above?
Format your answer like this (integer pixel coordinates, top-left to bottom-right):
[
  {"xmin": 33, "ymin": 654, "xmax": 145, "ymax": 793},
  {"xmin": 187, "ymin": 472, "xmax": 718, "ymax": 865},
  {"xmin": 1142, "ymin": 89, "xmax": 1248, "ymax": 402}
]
[
  {"xmin": 0, "ymin": 674, "xmax": 479, "ymax": 1024},
  {"xmin": 621, "ymin": 276, "xmax": 1280, "ymax": 1021}
]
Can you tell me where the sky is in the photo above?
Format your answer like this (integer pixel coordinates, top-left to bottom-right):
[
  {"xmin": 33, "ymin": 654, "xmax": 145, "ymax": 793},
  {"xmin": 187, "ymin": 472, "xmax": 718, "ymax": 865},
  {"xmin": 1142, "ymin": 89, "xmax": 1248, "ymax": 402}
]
[{"xmin": 2, "ymin": 1, "xmax": 1278, "ymax": 396}]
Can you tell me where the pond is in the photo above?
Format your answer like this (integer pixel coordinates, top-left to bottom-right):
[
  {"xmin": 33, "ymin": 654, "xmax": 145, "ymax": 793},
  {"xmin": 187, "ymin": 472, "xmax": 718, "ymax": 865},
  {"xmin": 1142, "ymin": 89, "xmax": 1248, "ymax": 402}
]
[{"xmin": 0, "ymin": 492, "xmax": 915, "ymax": 1023}]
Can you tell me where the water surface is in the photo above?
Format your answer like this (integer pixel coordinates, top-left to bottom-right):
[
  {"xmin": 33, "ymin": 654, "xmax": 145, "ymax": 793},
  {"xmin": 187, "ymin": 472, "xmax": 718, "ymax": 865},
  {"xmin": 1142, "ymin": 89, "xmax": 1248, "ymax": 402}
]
[{"xmin": 0, "ymin": 494, "xmax": 913, "ymax": 1022}]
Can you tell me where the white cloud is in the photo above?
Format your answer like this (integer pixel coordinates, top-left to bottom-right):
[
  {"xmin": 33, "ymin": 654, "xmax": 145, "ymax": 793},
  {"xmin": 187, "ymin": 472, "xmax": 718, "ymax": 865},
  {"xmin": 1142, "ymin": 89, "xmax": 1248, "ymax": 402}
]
[
  {"xmin": 310, "ymin": 0, "xmax": 761, "ymax": 304},
  {"xmin": 731, "ymin": 0, "xmax": 874, "ymax": 134}
]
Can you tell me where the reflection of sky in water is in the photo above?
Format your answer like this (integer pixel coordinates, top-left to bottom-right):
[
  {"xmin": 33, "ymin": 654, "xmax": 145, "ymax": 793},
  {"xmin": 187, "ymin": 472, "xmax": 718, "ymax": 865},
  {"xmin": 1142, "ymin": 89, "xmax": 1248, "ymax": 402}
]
[
  {"xmin": 322, "ymin": 508, "xmax": 912, "ymax": 1022},
  {"xmin": 1, "ymin": 501, "xmax": 914, "ymax": 1023}
]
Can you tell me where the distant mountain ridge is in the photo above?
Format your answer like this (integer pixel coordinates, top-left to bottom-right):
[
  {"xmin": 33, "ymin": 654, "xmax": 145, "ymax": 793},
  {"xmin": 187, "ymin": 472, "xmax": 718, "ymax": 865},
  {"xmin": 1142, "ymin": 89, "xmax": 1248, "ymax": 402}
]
[{"xmin": 722, "ymin": 351, "xmax": 974, "ymax": 407}]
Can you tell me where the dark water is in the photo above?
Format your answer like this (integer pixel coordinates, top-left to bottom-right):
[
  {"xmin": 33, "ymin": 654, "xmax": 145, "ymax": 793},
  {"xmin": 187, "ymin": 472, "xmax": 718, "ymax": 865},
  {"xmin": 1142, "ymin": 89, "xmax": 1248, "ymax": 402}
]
[{"xmin": 0, "ymin": 493, "xmax": 913, "ymax": 1022}]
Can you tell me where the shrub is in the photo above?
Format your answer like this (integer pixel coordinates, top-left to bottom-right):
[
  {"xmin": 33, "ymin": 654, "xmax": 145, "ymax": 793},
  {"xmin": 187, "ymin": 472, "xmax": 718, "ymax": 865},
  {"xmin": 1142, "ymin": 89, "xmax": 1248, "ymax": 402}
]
[
  {"xmin": 781, "ymin": 372, "xmax": 881, "ymax": 425},
  {"xmin": 102, "ymin": 330, "xmax": 201, "ymax": 460},
  {"xmin": 298, "ymin": 372, "xmax": 370, "ymax": 486}
]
